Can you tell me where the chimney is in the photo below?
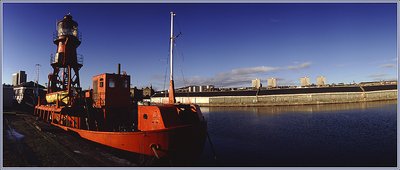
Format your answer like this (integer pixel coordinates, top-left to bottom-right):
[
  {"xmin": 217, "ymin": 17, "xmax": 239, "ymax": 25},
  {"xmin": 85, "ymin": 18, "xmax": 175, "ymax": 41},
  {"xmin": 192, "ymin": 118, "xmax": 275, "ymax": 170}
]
[{"xmin": 118, "ymin": 63, "xmax": 121, "ymax": 75}]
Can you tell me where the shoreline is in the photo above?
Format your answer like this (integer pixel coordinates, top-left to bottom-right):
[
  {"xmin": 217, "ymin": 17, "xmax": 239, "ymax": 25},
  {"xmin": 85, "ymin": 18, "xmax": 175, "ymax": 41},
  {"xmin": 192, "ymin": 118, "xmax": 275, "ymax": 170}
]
[
  {"xmin": 151, "ymin": 89, "xmax": 398, "ymax": 107},
  {"xmin": 198, "ymin": 98, "xmax": 398, "ymax": 107}
]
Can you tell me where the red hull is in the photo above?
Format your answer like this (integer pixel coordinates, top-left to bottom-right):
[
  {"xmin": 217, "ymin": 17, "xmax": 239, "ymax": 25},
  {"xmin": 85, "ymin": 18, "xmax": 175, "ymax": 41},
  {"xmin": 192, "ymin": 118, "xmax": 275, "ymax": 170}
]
[
  {"xmin": 34, "ymin": 104, "xmax": 207, "ymax": 161},
  {"xmin": 51, "ymin": 122, "xmax": 207, "ymax": 160}
]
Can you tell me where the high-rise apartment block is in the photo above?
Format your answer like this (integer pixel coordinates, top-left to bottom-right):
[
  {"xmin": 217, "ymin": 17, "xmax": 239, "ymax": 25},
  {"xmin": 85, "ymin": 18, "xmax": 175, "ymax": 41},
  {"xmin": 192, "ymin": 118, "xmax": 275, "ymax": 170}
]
[
  {"xmin": 300, "ymin": 77, "xmax": 310, "ymax": 87},
  {"xmin": 317, "ymin": 76, "xmax": 326, "ymax": 87},
  {"xmin": 267, "ymin": 78, "xmax": 277, "ymax": 88},
  {"xmin": 12, "ymin": 71, "xmax": 27, "ymax": 86},
  {"xmin": 252, "ymin": 78, "xmax": 262, "ymax": 89}
]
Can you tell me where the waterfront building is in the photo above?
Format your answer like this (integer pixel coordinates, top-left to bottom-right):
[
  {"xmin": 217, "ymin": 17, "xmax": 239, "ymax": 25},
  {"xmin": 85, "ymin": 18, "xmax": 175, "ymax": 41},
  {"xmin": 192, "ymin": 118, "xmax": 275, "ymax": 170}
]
[
  {"xmin": 317, "ymin": 76, "xmax": 326, "ymax": 87},
  {"xmin": 13, "ymin": 81, "xmax": 46, "ymax": 105},
  {"xmin": 130, "ymin": 87, "xmax": 143, "ymax": 101},
  {"xmin": 192, "ymin": 86, "xmax": 200, "ymax": 92},
  {"xmin": 206, "ymin": 85, "xmax": 215, "ymax": 90},
  {"xmin": 300, "ymin": 77, "xmax": 311, "ymax": 87},
  {"xmin": 187, "ymin": 85, "xmax": 214, "ymax": 92},
  {"xmin": 12, "ymin": 71, "xmax": 27, "ymax": 86},
  {"xmin": 199, "ymin": 86, "xmax": 204, "ymax": 92},
  {"xmin": 130, "ymin": 86, "xmax": 155, "ymax": 101},
  {"xmin": 359, "ymin": 80, "xmax": 398, "ymax": 86},
  {"xmin": 176, "ymin": 86, "xmax": 189, "ymax": 93},
  {"xmin": 252, "ymin": 78, "xmax": 262, "ymax": 89},
  {"xmin": 143, "ymin": 86, "xmax": 155, "ymax": 98},
  {"xmin": 267, "ymin": 78, "xmax": 277, "ymax": 88}
]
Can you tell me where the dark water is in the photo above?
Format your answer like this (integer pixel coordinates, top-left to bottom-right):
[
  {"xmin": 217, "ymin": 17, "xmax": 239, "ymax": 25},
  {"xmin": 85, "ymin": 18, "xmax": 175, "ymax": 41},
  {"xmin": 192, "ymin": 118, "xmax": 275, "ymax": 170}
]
[{"xmin": 198, "ymin": 100, "xmax": 397, "ymax": 167}]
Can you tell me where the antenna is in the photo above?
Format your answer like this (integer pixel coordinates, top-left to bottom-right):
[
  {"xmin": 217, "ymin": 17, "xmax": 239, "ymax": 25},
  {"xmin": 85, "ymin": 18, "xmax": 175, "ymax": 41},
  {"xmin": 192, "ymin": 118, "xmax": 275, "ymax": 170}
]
[
  {"xmin": 35, "ymin": 64, "xmax": 41, "ymax": 84},
  {"xmin": 35, "ymin": 64, "xmax": 41, "ymax": 99}
]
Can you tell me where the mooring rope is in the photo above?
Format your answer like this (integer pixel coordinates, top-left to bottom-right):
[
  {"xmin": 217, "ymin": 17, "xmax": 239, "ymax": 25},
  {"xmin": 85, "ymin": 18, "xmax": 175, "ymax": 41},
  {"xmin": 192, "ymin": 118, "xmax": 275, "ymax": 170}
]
[{"xmin": 206, "ymin": 131, "xmax": 218, "ymax": 163}]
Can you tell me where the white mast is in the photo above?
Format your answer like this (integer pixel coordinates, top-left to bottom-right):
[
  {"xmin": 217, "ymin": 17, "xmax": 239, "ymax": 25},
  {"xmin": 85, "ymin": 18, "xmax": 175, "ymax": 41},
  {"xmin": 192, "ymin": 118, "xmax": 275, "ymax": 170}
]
[
  {"xmin": 168, "ymin": 11, "xmax": 177, "ymax": 104},
  {"xmin": 169, "ymin": 11, "xmax": 175, "ymax": 82}
]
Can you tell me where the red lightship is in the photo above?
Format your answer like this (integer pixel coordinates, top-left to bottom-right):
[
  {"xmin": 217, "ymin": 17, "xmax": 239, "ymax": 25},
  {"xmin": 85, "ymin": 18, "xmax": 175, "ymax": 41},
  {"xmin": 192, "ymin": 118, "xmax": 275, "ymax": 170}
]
[{"xmin": 34, "ymin": 13, "xmax": 207, "ymax": 163}]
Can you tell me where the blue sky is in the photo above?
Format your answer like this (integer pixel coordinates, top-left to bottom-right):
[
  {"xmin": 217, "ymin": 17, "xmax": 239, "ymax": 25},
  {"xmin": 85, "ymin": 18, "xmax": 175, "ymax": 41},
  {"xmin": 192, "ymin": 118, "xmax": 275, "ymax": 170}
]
[{"xmin": 3, "ymin": 3, "xmax": 397, "ymax": 90}]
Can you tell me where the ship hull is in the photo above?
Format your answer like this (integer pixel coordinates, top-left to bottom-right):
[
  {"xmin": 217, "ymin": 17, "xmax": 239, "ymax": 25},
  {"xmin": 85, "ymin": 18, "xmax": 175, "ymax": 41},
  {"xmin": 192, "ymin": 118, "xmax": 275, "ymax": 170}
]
[
  {"xmin": 51, "ymin": 120, "xmax": 207, "ymax": 161},
  {"xmin": 34, "ymin": 103, "xmax": 208, "ymax": 161}
]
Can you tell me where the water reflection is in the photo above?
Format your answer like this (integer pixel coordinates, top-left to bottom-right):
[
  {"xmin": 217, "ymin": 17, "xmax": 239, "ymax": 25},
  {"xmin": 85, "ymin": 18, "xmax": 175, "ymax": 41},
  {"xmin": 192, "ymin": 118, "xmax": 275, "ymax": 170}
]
[
  {"xmin": 201, "ymin": 100, "xmax": 397, "ymax": 115},
  {"xmin": 6, "ymin": 129, "xmax": 25, "ymax": 141},
  {"xmin": 199, "ymin": 100, "xmax": 397, "ymax": 166}
]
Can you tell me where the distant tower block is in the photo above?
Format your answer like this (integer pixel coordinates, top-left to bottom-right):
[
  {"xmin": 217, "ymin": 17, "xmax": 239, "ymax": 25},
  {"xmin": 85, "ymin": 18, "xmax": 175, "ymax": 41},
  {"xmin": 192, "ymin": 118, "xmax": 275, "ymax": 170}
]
[
  {"xmin": 300, "ymin": 77, "xmax": 310, "ymax": 87},
  {"xmin": 317, "ymin": 76, "xmax": 326, "ymax": 87},
  {"xmin": 252, "ymin": 78, "xmax": 262, "ymax": 89},
  {"xmin": 12, "ymin": 73, "xmax": 18, "ymax": 86},
  {"xmin": 12, "ymin": 71, "xmax": 27, "ymax": 86},
  {"xmin": 267, "ymin": 78, "xmax": 277, "ymax": 88}
]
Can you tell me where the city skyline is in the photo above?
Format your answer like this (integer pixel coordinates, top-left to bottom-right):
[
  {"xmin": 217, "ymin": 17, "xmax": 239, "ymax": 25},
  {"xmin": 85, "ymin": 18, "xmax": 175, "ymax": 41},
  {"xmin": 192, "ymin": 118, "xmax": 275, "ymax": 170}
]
[{"xmin": 3, "ymin": 3, "xmax": 397, "ymax": 91}]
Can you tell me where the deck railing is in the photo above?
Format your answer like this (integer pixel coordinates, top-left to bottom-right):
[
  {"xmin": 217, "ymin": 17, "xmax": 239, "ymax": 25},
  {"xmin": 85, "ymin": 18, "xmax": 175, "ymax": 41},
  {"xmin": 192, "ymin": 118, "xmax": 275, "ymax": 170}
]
[{"xmin": 52, "ymin": 31, "xmax": 82, "ymax": 42}]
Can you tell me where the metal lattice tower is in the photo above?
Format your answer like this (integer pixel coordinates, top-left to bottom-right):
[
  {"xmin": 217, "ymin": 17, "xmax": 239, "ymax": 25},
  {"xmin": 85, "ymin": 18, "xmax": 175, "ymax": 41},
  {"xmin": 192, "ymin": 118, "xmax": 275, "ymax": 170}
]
[{"xmin": 47, "ymin": 14, "xmax": 83, "ymax": 105}]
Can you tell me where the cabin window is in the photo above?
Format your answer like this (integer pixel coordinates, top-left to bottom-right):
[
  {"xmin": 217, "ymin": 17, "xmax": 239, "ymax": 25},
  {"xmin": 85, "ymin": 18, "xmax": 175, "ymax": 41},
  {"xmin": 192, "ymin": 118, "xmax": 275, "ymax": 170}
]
[
  {"xmin": 124, "ymin": 80, "xmax": 128, "ymax": 88},
  {"xmin": 93, "ymin": 80, "xmax": 98, "ymax": 100},
  {"xmin": 109, "ymin": 79, "xmax": 115, "ymax": 88},
  {"xmin": 99, "ymin": 78, "xmax": 104, "ymax": 87}
]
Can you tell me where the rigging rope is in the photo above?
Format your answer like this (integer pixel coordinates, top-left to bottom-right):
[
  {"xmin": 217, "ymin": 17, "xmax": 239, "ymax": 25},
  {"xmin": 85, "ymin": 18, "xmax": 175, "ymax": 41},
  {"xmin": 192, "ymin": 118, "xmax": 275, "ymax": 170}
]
[
  {"xmin": 163, "ymin": 57, "xmax": 168, "ymax": 98},
  {"xmin": 162, "ymin": 33, "xmax": 174, "ymax": 98}
]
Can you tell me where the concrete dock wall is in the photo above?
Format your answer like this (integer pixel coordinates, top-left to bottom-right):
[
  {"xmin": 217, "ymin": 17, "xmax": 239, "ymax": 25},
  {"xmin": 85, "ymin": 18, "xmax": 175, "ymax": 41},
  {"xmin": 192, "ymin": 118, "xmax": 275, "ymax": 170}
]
[
  {"xmin": 151, "ymin": 96, "xmax": 210, "ymax": 104},
  {"xmin": 151, "ymin": 90, "xmax": 397, "ymax": 106}
]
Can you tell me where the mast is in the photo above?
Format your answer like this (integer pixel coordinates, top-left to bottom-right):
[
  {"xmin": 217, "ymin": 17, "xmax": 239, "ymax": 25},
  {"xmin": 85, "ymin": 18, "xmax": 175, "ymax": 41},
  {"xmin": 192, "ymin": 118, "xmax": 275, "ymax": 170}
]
[{"xmin": 168, "ymin": 11, "xmax": 176, "ymax": 104}]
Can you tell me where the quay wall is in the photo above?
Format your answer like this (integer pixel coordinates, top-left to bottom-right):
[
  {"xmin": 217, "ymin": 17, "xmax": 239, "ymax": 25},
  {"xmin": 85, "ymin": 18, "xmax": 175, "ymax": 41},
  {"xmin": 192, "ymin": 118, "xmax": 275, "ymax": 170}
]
[{"xmin": 150, "ymin": 90, "xmax": 398, "ymax": 107}]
